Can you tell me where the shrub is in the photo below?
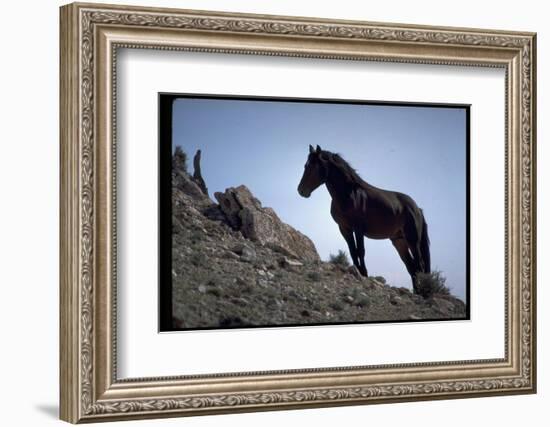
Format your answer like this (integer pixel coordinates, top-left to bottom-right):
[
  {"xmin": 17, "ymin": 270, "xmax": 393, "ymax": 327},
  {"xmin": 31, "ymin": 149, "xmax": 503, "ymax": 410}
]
[
  {"xmin": 190, "ymin": 251, "xmax": 206, "ymax": 266},
  {"xmin": 415, "ymin": 270, "xmax": 451, "ymax": 299},
  {"xmin": 355, "ymin": 296, "xmax": 370, "ymax": 308},
  {"xmin": 173, "ymin": 146, "xmax": 188, "ymax": 172},
  {"xmin": 307, "ymin": 271, "xmax": 322, "ymax": 282},
  {"xmin": 330, "ymin": 301, "xmax": 344, "ymax": 311},
  {"xmin": 329, "ymin": 250, "xmax": 350, "ymax": 267}
]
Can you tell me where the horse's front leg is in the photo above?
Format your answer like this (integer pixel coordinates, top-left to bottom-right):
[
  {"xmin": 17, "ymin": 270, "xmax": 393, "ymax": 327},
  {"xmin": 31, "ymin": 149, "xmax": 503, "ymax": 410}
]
[
  {"xmin": 338, "ymin": 225, "xmax": 360, "ymax": 270},
  {"xmin": 354, "ymin": 231, "xmax": 368, "ymax": 277}
]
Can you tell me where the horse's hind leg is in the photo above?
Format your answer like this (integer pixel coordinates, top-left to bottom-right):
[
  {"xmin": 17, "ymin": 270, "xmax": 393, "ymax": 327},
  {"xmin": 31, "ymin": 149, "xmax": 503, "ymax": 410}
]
[
  {"xmin": 391, "ymin": 238, "xmax": 417, "ymax": 290},
  {"xmin": 404, "ymin": 212, "xmax": 427, "ymax": 274},
  {"xmin": 403, "ymin": 217, "xmax": 428, "ymax": 286}
]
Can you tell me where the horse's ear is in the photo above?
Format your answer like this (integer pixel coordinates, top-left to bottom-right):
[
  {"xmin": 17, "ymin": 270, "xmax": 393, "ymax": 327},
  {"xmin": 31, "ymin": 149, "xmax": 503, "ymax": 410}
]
[
  {"xmin": 309, "ymin": 144, "xmax": 314, "ymax": 154},
  {"xmin": 316, "ymin": 145, "xmax": 322, "ymax": 154}
]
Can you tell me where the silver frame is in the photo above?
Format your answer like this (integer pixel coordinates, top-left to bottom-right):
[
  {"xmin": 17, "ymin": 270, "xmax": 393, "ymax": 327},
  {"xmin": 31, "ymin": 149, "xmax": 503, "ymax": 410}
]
[{"xmin": 60, "ymin": 2, "xmax": 536, "ymax": 423}]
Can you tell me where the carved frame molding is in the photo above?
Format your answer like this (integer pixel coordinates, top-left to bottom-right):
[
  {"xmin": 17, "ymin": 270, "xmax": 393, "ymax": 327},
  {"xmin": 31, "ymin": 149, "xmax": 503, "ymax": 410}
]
[{"xmin": 60, "ymin": 2, "xmax": 536, "ymax": 423}]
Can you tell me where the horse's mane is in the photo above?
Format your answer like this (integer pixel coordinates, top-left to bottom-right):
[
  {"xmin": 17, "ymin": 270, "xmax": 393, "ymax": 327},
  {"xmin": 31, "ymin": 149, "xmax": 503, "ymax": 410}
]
[{"xmin": 323, "ymin": 151, "xmax": 366, "ymax": 187}]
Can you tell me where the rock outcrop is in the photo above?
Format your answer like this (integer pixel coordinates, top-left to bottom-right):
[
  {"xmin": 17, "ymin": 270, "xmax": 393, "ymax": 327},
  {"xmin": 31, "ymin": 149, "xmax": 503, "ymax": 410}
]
[
  {"xmin": 215, "ymin": 185, "xmax": 320, "ymax": 262},
  {"xmin": 171, "ymin": 148, "xmax": 467, "ymax": 330},
  {"xmin": 192, "ymin": 149, "xmax": 209, "ymax": 196}
]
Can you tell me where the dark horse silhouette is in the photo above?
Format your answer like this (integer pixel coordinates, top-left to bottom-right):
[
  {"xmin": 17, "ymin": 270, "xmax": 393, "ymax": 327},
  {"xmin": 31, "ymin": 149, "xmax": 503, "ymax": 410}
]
[{"xmin": 298, "ymin": 145, "xmax": 430, "ymax": 293}]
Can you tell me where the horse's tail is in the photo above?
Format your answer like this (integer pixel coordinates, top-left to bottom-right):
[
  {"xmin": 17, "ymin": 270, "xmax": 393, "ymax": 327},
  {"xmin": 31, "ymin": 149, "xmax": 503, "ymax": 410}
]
[{"xmin": 419, "ymin": 211, "xmax": 431, "ymax": 273}]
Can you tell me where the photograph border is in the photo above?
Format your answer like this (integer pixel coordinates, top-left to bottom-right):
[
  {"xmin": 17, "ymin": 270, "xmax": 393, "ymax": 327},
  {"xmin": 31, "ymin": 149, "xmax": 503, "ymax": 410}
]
[
  {"xmin": 60, "ymin": 2, "xmax": 536, "ymax": 423},
  {"xmin": 158, "ymin": 92, "xmax": 472, "ymax": 332}
]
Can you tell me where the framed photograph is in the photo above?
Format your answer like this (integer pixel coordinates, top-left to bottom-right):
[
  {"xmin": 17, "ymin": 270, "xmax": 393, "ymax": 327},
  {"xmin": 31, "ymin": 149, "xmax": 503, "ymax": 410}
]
[
  {"xmin": 60, "ymin": 2, "xmax": 536, "ymax": 423},
  {"xmin": 159, "ymin": 94, "xmax": 471, "ymax": 331}
]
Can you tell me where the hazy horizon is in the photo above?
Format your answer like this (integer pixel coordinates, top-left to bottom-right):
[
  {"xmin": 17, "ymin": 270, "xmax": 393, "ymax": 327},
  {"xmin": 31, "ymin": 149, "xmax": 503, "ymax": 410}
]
[{"xmin": 172, "ymin": 97, "xmax": 468, "ymax": 301}]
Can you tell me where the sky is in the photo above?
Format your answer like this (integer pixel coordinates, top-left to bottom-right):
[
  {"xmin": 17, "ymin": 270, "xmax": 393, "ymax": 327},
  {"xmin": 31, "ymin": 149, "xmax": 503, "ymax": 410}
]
[{"xmin": 172, "ymin": 97, "xmax": 468, "ymax": 301}]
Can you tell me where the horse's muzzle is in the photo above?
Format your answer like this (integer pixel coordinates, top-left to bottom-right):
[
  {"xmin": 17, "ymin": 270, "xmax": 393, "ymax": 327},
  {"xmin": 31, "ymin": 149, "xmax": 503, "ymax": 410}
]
[{"xmin": 297, "ymin": 185, "xmax": 311, "ymax": 198}]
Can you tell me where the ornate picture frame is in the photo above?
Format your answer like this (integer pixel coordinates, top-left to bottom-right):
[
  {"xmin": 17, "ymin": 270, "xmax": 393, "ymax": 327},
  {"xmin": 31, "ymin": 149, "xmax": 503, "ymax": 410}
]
[{"xmin": 60, "ymin": 2, "xmax": 536, "ymax": 423}]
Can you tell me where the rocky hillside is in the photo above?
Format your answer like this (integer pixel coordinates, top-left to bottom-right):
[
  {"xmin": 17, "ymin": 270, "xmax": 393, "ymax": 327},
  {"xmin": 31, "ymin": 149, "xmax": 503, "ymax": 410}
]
[{"xmin": 171, "ymin": 148, "xmax": 466, "ymax": 329}]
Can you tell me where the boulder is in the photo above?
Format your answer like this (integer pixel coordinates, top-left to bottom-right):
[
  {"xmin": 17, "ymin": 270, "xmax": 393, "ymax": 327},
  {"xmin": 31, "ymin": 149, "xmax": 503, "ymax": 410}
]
[
  {"xmin": 215, "ymin": 185, "xmax": 320, "ymax": 262},
  {"xmin": 280, "ymin": 257, "xmax": 304, "ymax": 268}
]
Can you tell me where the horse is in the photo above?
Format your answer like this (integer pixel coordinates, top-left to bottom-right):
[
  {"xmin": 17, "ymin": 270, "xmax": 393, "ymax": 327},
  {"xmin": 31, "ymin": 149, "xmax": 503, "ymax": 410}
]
[{"xmin": 297, "ymin": 144, "xmax": 431, "ymax": 293}]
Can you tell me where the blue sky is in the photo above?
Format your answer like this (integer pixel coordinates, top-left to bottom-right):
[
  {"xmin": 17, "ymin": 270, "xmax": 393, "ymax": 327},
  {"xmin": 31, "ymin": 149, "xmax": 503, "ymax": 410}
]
[{"xmin": 172, "ymin": 97, "xmax": 468, "ymax": 300}]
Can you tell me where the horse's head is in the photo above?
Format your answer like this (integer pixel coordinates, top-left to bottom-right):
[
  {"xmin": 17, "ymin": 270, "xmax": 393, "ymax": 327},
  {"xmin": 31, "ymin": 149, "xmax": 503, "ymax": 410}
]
[{"xmin": 298, "ymin": 144, "xmax": 329, "ymax": 198}]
